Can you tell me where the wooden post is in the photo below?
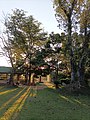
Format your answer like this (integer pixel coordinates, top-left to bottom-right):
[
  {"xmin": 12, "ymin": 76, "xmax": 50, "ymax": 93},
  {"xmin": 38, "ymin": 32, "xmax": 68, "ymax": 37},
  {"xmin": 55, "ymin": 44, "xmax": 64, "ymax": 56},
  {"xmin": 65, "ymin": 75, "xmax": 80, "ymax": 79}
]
[{"xmin": 47, "ymin": 74, "xmax": 51, "ymax": 82}]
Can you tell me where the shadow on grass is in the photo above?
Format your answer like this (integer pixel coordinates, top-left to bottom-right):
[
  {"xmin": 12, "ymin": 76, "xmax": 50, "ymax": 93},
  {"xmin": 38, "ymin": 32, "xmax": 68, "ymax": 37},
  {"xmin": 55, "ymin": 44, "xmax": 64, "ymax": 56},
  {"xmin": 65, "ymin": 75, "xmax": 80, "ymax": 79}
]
[
  {"xmin": 0, "ymin": 86, "xmax": 31, "ymax": 120},
  {"xmin": 0, "ymin": 84, "xmax": 90, "ymax": 120},
  {"xmin": 58, "ymin": 85, "xmax": 90, "ymax": 96},
  {"xmin": 44, "ymin": 85, "xmax": 90, "ymax": 109}
]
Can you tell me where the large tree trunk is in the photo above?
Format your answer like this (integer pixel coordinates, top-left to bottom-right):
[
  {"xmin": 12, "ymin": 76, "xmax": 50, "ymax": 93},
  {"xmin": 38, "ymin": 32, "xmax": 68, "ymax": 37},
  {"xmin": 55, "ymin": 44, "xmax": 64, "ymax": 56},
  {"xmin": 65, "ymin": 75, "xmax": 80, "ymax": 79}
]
[
  {"xmin": 7, "ymin": 57, "xmax": 15, "ymax": 85},
  {"xmin": 39, "ymin": 75, "xmax": 42, "ymax": 83},
  {"xmin": 16, "ymin": 74, "xmax": 20, "ymax": 85},
  {"xmin": 70, "ymin": 56, "xmax": 77, "ymax": 82},
  {"xmin": 30, "ymin": 73, "xmax": 35, "ymax": 86},
  {"xmin": 25, "ymin": 73, "xmax": 28, "ymax": 84},
  {"xmin": 28, "ymin": 72, "xmax": 31, "ymax": 85},
  {"xmin": 78, "ymin": 56, "xmax": 87, "ymax": 87},
  {"xmin": 67, "ymin": 16, "xmax": 77, "ymax": 83},
  {"xmin": 8, "ymin": 73, "xmax": 14, "ymax": 86},
  {"xmin": 77, "ymin": 27, "xmax": 89, "ymax": 87}
]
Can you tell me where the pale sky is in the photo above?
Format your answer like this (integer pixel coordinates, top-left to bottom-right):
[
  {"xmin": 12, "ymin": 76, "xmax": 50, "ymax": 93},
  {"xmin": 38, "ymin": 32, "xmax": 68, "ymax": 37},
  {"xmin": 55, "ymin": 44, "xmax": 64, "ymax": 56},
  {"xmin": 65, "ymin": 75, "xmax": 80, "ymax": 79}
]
[{"xmin": 0, "ymin": 0, "xmax": 61, "ymax": 67}]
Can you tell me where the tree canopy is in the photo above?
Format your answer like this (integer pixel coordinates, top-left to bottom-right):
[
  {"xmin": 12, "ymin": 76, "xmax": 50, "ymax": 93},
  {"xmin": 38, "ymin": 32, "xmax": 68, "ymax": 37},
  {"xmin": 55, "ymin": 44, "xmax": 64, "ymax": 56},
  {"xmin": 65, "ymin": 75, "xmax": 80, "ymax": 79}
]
[
  {"xmin": 53, "ymin": 0, "xmax": 90, "ymax": 87},
  {"xmin": 1, "ymin": 9, "xmax": 48, "ymax": 85}
]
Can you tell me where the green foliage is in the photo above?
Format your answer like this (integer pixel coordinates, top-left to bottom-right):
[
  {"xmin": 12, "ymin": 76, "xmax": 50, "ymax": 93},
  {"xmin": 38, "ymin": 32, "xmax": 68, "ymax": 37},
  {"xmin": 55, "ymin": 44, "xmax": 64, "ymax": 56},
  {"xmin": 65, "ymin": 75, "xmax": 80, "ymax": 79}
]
[
  {"xmin": 53, "ymin": 80, "xmax": 60, "ymax": 85},
  {"xmin": 2, "ymin": 9, "xmax": 47, "ymax": 74},
  {"xmin": 53, "ymin": 0, "xmax": 90, "ymax": 85}
]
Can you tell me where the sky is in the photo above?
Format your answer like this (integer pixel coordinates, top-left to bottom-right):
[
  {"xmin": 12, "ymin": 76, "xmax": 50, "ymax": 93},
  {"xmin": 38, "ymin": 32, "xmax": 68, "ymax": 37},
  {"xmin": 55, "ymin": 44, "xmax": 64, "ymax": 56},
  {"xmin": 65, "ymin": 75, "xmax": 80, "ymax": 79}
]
[{"xmin": 0, "ymin": 0, "xmax": 61, "ymax": 67}]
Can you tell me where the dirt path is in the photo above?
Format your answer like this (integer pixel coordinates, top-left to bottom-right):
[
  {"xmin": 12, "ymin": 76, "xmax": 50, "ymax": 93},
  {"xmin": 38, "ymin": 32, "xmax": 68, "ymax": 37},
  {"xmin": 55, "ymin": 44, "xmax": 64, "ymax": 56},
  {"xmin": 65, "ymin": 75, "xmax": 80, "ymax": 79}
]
[{"xmin": 31, "ymin": 81, "xmax": 54, "ymax": 91}]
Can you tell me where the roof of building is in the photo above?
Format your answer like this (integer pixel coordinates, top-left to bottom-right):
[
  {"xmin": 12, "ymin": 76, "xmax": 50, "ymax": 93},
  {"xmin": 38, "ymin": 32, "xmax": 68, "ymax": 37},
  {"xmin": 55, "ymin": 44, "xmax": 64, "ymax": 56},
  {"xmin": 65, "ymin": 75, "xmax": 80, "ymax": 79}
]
[{"xmin": 0, "ymin": 66, "xmax": 12, "ymax": 74}]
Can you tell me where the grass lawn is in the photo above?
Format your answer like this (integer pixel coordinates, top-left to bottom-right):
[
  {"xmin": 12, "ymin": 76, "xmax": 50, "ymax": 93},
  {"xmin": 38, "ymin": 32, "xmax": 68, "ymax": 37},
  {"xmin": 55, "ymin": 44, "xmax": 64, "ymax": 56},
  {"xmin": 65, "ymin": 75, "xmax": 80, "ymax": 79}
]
[{"xmin": 0, "ymin": 84, "xmax": 90, "ymax": 120}]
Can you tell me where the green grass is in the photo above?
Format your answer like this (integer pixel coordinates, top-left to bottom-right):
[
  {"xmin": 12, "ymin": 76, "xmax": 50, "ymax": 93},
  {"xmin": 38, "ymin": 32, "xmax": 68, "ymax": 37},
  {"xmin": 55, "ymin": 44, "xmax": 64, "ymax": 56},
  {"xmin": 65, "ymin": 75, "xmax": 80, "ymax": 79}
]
[{"xmin": 0, "ymin": 85, "xmax": 90, "ymax": 120}]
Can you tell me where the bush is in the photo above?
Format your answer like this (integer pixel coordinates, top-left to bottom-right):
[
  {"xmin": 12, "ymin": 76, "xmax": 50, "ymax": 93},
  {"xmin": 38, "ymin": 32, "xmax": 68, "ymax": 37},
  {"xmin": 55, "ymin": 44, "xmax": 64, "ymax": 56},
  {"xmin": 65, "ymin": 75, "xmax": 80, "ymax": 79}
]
[
  {"xmin": 60, "ymin": 78, "xmax": 70, "ymax": 85},
  {"xmin": 54, "ymin": 80, "xmax": 60, "ymax": 89},
  {"xmin": 54, "ymin": 80, "xmax": 60, "ymax": 84}
]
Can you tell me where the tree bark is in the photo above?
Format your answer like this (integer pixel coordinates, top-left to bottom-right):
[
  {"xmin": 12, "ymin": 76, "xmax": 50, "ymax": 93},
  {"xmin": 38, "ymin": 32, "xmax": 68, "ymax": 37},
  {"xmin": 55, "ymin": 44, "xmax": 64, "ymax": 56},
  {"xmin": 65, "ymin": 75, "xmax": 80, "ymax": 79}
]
[
  {"xmin": 25, "ymin": 72, "xmax": 28, "ymax": 84},
  {"xmin": 8, "ymin": 73, "xmax": 14, "ymax": 86},
  {"xmin": 67, "ymin": 16, "xmax": 77, "ymax": 82},
  {"xmin": 78, "ymin": 56, "xmax": 87, "ymax": 86}
]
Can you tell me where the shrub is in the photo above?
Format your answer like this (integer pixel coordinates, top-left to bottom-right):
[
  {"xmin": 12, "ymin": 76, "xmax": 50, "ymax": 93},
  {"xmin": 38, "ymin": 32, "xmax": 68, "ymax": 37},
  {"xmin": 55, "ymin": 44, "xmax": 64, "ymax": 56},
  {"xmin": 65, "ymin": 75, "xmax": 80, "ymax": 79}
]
[{"xmin": 54, "ymin": 80, "xmax": 60, "ymax": 89}]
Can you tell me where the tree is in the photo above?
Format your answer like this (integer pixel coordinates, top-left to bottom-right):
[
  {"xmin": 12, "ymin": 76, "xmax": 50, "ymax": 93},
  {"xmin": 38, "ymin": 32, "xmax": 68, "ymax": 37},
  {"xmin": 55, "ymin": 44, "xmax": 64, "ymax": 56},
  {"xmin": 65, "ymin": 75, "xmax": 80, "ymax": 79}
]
[
  {"xmin": 53, "ymin": 0, "xmax": 90, "ymax": 87},
  {"xmin": 41, "ymin": 32, "xmax": 62, "ymax": 81},
  {"xmin": 0, "ymin": 29, "xmax": 20, "ymax": 85},
  {"xmin": 78, "ymin": 0, "xmax": 90, "ymax": 85},
  {"xmin": 1, "ymin": 9, "xmax": 47, "ymax": 85}
]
